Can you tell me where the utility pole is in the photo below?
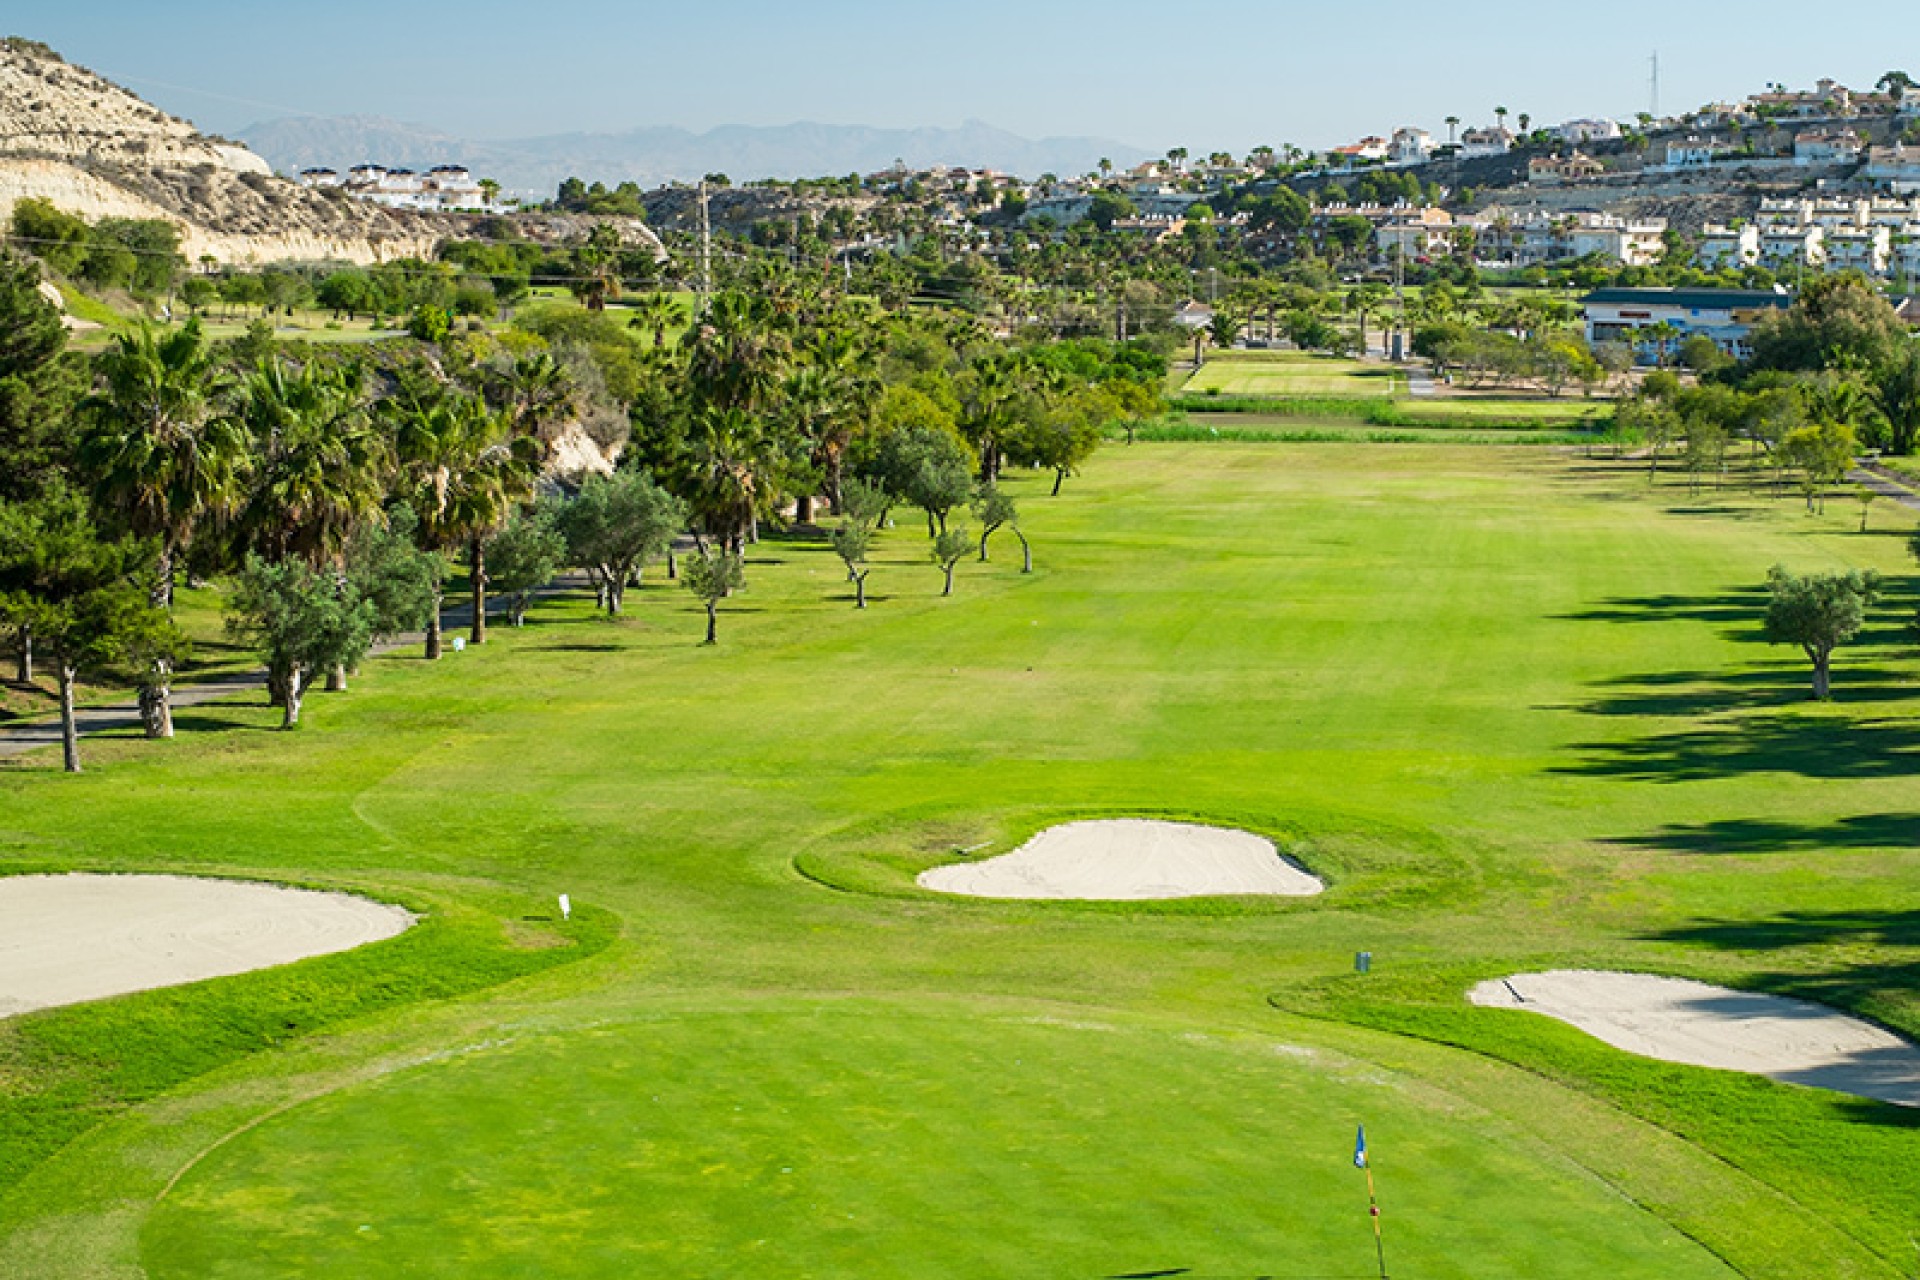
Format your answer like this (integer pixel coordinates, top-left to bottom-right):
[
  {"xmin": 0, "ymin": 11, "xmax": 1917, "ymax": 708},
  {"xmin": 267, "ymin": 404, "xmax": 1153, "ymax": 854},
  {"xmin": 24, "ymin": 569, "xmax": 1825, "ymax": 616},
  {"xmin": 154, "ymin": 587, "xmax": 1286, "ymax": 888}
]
[
  {"xmin": 1391, "ymin": 243, "xmax": 1406, "ymax": 362},
  {"xmin": 697, "ymin": 179, "xmax": 712, "ymax": 317},
  {"xmin": 1650, "ymin": 51, "xmax": 1661, "ymax": 122}
]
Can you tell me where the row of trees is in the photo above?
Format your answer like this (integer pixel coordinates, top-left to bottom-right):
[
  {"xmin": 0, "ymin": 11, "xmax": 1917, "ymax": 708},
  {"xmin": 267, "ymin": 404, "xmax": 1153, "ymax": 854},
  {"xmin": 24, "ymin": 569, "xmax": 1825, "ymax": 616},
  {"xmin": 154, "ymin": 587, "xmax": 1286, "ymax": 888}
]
[{"xmin": 1, "ymin": 242, "xmax": 1152, "ymax": 769}]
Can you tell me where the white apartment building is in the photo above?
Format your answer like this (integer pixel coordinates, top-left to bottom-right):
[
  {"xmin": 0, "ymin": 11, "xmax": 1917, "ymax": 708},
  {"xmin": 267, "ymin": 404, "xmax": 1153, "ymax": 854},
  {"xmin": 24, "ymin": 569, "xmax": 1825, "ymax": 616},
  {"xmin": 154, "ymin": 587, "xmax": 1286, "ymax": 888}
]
[
  {"xmin": 1823, "ymin": 226, "xmax": 1892, "ymax": 274},
  {"xmin": 1866, "ymin": 145, "xmax": 1920, "ymax": 194},
  {"xmin": 1477, "ymin": 210, "xmax": 1665, "ymax": 267},
  {"xmin": 1758, "ymin": 223, "xmax": 1825, "ymax": 268},
  {"xmin": 1895, "ymin": 237, "xmax": 1920, "ymax": 279},
  {"xmin": 1698, "ymin": 224, "xmax": 1760, "ymax": 269}
]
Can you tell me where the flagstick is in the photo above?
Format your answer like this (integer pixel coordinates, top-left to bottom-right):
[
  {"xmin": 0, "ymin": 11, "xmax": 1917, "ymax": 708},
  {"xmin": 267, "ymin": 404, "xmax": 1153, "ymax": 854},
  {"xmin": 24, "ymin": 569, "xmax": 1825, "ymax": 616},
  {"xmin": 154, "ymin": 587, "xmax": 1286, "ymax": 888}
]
[{"xmin": 1365, "ymin": 1160, "xmax": 1388, "ymax": 1280}]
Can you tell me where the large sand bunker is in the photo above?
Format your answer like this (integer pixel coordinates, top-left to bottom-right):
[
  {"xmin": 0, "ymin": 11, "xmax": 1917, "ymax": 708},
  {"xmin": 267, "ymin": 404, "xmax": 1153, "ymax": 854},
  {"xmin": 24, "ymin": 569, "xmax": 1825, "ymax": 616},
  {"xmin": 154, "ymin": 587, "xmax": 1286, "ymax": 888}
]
[
  {"xmin": 1470, "ymin": 970, "xmax": 1920, "ymax": 1108},
  {"xmin": 0, "ymin": 874, "xmax": 413, "ymax": 1018},
  {"xmin": 918, "ymin": 820, "xmax": 1324, "ymax": 901}
]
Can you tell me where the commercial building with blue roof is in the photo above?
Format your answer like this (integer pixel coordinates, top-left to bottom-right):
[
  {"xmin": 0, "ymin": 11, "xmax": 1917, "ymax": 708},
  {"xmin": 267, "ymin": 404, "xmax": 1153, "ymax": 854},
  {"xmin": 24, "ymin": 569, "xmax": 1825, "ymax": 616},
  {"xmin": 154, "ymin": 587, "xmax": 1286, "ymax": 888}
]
[{"xmin": 1582, "ymin": 287, "xmax": 1794, "ymax": 362}]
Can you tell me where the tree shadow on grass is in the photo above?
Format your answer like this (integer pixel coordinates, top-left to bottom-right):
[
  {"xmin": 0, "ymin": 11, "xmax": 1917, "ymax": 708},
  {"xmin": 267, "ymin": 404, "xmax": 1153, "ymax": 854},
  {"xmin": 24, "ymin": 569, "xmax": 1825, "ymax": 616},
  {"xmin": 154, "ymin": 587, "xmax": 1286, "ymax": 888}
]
[
  {"xmin": 1646, "ymin": 909, "xmax": 1920, "ymax": 1124},
  {"xmin": 1556, "ymin": 711, "xmax": 1920, "ymax": 782},
  {"xmin": 1609, "ymin": 813, "xmax": 1920, "ymax": 855},
  {"xmin": 1560, "ymin": 664, "xmax": 1918, "ymax": 718},
  {"xmin": 1557, "ymin": 586, "xmax": 1770, "ymax": 630},
  {"xmin": 1558, "ymin": 583, "xmax": 1919, "ymax": 644},
  {"xmin": 167, "ymin": 713, "xmax": 275, "ymax": 736}
]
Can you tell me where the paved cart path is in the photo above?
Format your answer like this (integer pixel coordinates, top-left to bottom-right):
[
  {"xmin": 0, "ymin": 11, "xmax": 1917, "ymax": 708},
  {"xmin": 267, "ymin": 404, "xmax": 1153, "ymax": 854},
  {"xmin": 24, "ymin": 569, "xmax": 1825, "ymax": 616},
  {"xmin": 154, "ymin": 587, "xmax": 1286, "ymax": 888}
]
[{"xmin": 0, "ymin": 577, "xmax": 588, "ymax": 762}]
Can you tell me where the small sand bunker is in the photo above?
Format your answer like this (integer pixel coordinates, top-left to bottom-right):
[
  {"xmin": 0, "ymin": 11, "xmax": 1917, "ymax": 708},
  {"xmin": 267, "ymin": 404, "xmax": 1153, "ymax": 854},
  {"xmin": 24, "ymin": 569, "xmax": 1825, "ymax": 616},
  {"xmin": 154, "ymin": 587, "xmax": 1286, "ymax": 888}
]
[
  {"xmin": 0, "ymin": 874, "xmax": 413, "ymax": 1018},
  {"xmin": 1471, "ymin": 970, "xmax": 1920, "ymax": 1108},
  {"xmin": 918, "ymin": 819, "xmax": 1324, "ymax": 901}
]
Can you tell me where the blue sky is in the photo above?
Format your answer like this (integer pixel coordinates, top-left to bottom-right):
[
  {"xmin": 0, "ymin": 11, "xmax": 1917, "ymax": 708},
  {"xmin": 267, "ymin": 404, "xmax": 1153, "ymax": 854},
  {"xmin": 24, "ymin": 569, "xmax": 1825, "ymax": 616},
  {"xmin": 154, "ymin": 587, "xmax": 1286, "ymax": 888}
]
[{"xmin": 14, "ymin": 2, "xmax": 1917, "ymax": 150}]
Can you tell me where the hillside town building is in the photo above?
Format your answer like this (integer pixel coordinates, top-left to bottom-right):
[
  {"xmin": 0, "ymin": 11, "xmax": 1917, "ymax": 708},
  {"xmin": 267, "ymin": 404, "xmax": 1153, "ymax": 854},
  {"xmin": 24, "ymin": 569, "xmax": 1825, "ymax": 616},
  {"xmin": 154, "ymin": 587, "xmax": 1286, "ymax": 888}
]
[
  {"xmin": 297, "ymin": 164, "xmax": 496, "ymax": 212},
  {"xmin": 1583, "ymin": 287, "xmax": 1793, "ymax": 361}
]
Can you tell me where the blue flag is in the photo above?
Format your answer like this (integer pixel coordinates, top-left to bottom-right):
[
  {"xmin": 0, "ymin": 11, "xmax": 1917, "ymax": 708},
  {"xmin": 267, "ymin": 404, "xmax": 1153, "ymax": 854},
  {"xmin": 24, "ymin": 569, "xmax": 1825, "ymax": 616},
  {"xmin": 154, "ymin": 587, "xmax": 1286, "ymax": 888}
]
[{"xmin": 1353, "ymin": 1125, "xmax": 1369, "ymax": 1169}]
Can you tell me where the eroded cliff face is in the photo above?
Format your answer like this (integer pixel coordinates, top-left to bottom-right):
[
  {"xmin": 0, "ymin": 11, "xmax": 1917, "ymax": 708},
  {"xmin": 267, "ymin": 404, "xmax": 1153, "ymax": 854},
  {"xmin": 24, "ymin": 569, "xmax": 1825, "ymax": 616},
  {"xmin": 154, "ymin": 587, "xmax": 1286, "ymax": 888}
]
[{"xmin": 0, "ymin": 38, "xmax": 453, "ymax": 265}]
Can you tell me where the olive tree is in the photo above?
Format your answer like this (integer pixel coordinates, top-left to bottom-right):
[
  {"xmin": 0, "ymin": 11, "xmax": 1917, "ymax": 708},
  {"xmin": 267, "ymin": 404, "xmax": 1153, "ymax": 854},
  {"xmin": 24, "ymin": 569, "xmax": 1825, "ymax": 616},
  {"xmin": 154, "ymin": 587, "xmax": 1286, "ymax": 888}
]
[
  {"xmin": 869, "ymin": 426, "xmax": 973, "ymax": 536},
  {"xmin": 486, "ymin": 507, "xmax": 567, "ymax": 626},
  {"xmin": 830, "ymin": 521, "xmax": 873, "ymax": 609},
  {"xmin": 556, "ymin": 471, "xmax": 687, "ymax": 615},
  {"xmin": 226, "ymin": 557, "xmax": 376, "ymax": 729},
  {"xmin": 931, "ymin": 527, "xmax": 972, "ymax": 597},
  {"xmin": 1762, "ymin": 564, "xmax": 1881, "ymax": 700},
  {"xmin": 972, "ymin": 483, "xmax": 1015, "ymax": 562},
  {"xmin": 683, "ymin": 549, "xmax": 744, "ymax": 644}
]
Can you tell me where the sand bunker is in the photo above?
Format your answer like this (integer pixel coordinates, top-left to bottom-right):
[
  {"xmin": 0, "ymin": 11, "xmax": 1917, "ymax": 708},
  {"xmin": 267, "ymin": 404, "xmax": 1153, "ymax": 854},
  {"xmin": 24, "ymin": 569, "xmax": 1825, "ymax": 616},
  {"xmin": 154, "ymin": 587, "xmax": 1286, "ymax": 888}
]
[
  {"xmin": 918, "ymin": 820, "xmax": 1324, "ymax": 901},
  {"xmin": 1470, "ymin": 970, "xmax": 1920, "ymax": 1108},
  {"xmin": 0, "ymin": 874, "xmax": 413, "ymax": 1018}
]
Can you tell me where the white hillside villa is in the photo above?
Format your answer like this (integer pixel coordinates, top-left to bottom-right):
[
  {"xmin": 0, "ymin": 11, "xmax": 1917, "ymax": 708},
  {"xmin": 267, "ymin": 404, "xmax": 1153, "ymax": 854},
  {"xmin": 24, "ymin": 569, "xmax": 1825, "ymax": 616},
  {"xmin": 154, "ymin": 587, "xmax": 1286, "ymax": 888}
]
[{"xmin": 298, "ymin": 164, "xmax": 497, "ymax": 212}]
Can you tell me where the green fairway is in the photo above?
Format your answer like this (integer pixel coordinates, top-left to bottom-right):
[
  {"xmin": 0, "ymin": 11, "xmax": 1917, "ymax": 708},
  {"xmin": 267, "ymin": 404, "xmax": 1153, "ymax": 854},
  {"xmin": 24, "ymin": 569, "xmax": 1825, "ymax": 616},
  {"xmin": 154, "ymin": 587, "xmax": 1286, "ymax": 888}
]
[
  {"xmin": 2, "ymin": 445, "xmax": 1917, "ymax": 1278},
  {"xmin": 1180, "ymin": 349, "xmax": 1403, "ymax": 397},
  {"xmin": 143, "ymin": 1004, "xmax": 1732, "ymax": 1280}
]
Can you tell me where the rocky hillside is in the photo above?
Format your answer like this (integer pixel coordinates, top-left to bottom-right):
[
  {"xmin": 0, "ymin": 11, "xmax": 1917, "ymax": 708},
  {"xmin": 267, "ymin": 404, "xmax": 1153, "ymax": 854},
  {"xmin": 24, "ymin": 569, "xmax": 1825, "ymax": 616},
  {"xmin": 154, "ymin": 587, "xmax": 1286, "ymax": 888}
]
[{"xmin": 0, "ymin": 37, "xmax": 446, "ymax": 265}]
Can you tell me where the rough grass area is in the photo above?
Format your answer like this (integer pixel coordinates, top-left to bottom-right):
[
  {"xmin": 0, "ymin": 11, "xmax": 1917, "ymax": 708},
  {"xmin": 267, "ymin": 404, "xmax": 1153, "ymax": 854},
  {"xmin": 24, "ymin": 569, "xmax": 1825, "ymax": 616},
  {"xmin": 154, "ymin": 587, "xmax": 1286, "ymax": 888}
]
[
  {"xmin": 1168, "ymin": 393, "xmax": 1612, "ymax": 428},
  {"xmin": 1131, "ymin": 414, "xmax": 1595, "ymax": 445},
  {"xmin": 1, "ymin": 446, "xmax": 1916, "ymax": 1277}
]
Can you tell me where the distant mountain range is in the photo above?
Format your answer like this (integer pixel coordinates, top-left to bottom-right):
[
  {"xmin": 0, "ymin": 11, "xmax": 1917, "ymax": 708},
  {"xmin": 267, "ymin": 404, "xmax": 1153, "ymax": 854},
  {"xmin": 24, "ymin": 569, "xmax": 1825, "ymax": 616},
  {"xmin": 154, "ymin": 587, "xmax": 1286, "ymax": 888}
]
[{"xmin": 238, "ymin": 116, "xmax": 1152, "ymax": 194}]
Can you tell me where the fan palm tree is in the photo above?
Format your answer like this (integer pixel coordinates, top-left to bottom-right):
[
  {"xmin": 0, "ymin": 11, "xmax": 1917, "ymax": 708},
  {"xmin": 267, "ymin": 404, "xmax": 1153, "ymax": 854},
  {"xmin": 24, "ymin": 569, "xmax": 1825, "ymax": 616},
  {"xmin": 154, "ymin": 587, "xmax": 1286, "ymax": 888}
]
[
  {"xmin": 239, "ymin": 358, "xmax": 388, "ymax": 570},
  {"xmin": 629, "ymin": 292, "xmax": 685, "ymax": 350},
  {"xmin": 1208, "ymin": 310, "xmax": 1244, "ymax": 354},
  {"xmin": 1868, "ymin": 346, "xmax": 1920, "ymax": 456},
  {"xmin": 571, "ymin": 224, "xmax": 623, "ymax": 311},
  {"xmin": 238, "ymin": 358, "xmax": 389, "ymax": 693},
  {"xmin": 390, "ymin": 389, "xmax": 541, "ymax": 653},
  {"xmin": 684, "ymin": 405, "xmax": 781, "ymax": 552},
  {"xmin": 79, "ymin": 320, "xmax": 246, "ymax": 737},
  {"xmin": 684, "ymin": 291, "xmax": 790, "ymax": 414},
  {"xmin": 498, "ymin": 351, "xmax": 573, "ymax": 450}
]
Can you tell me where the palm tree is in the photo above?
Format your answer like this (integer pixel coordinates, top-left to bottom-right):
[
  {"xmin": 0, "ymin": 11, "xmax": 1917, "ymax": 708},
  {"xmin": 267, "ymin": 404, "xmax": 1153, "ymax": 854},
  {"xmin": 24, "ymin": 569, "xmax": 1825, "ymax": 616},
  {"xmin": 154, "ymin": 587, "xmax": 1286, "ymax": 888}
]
[
  {"xmin": 1208, "ymin": 310, "xmax": 1244, "ymax": 354},
  {"xmin": 684, "ymin": 291, "xmax": 790, "ymax": 415},
  {"xmin": 239, "ymin": 358, "xmax": 387, "ymax": 570},
  {"xmin": 1868, "ymin": 346, "xmax": 1920, "ymax": 455},
  {"xmin": 79, "ymin": 320, "xmax": 246, "ymax": 737},
  {"xmin": 959, "ymin": 353, "xmax": 1027, "ymax": 484},
  {"xmin": 498, "ymin": 351, "xmax": 573, "ymax": 451},
  {"xmin": 629, "ymin": 292, "xmax": 684, "ymax": 350},
  {"xmin": 1348, "ymin": 284, "xmax": 1391, "ymax": 358},
  {"xmin": 238, "ymin": 358, "xmax": 389, "ymax": 693},
  {"xmin": 684, "ymin": 405, "xmax": 780, "ymax": 552},
  {"xmin": 391, "ymin": 389, "xmax": 540, "ymax": 653},
  {"xmin": 571, "ymin": 224, "xmax": 623, "ymax": 311}
]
